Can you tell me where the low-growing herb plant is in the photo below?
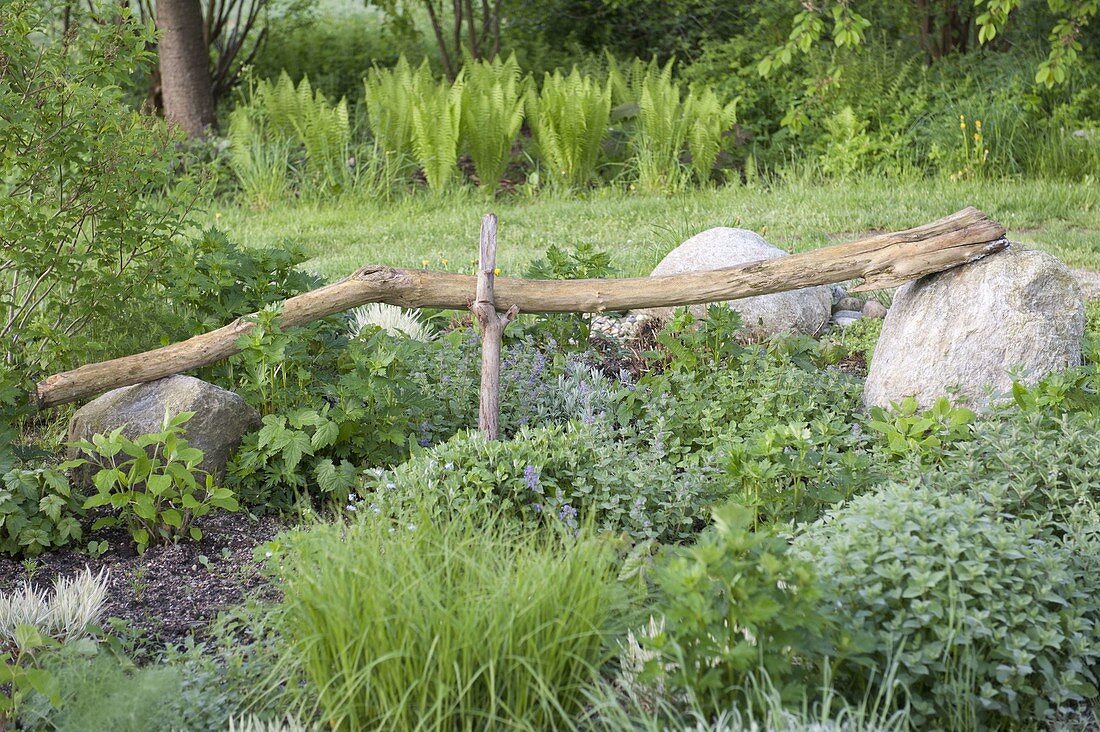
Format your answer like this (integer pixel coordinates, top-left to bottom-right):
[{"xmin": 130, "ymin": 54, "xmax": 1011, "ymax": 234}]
[
  {"xmin": 795, "ymin": 482, "xmax": 1100, "ymax": 726},
  {"xmin": 72, "ymin": 413, "xmax": 239, "ymax": 552},
  {"xmin": 867, "ymin": 396, "xmax": 975, "ymax": 466},
  {"xmin": 646, "ymin": 502, "xmax": 842, "ymax": 714},
  {"xmin": 364, "ymin": 422, "xmax": 723, "ymax": 542}
]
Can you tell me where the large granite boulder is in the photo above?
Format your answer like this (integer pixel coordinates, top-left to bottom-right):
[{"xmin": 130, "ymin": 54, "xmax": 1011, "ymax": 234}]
[
  {"xmin": 67, "ymin": 375, "xmax": 260, "ymax": 482},
  {"xmin": 637, "ymin": 228, "xmax": 832, "ymax": 340},
  {"xmin": 864, "ymin": 247, "xmax": 1084, "ymax": 409}
]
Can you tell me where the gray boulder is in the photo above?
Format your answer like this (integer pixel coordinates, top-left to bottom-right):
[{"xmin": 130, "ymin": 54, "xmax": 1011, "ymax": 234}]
[
  {"xmin": 637, "ymin": 228, "xmax": 832, "ymax": 340},
  {"xmin": 67, "ymin": 375, "xmax": 260, "ymax": 482},
  {"xmin": 864, "ymin": 247, "xmax": 1084, "ymax": 409}
]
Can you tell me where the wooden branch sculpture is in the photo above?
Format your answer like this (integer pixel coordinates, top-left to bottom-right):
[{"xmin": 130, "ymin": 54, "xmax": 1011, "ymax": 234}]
[{"xmin": 34, "ymin": 207, "xmax": 1007, "ymax": 410}]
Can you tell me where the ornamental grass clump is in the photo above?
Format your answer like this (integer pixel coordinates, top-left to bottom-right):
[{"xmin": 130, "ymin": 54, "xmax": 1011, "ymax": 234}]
[
  {"xmin": 0, "ymin": 568, "xmax": 108, "ymax": 651},
  {"xmin": 794, "ymin": 483, "xmax": 1100, "ymax": 726},
  {"xmin": 271, "ymin": 513, "xmax": 628, "ymax": 731}
]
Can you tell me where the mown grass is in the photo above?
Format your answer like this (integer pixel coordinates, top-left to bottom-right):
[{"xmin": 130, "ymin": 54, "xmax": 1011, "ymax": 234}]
[{"xmin": 210, "ymin": 176, "xmax": 1100, "ymax": 281}]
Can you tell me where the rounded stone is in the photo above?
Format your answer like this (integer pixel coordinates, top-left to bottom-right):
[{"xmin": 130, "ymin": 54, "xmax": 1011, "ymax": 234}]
[
  {"xmin": 863, "ymin": 247, "xmax": 1084, "ymax": 409},
  {"xmin": 861, "ymin": 300, "xmax": 888, "ymax": 319},
  {"xmin": 832, "ymin": 310, "xmax": 863, "ymax": 328},
  {"xmin": 636, "ymin": 228, "xmax": 832, "ymax": 340},
  {"xmin": 67, "ymin": 375, "xmax": 261, "ymax": 483},
  {"xmin": 834, "ymin": 297, "xmax": 865, "ymax": 313}
]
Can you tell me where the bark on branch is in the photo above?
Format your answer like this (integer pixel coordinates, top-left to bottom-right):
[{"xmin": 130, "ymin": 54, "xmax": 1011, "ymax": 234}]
[{"xmin": 34, "ymin": 207, "xmax": 1008, "ymax": 409}]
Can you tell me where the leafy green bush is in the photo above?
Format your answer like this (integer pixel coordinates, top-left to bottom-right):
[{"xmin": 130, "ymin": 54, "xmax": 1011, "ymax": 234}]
[
  {"xmin": 794, "ymin": 483, "xmax": 1100, "ymax": 725},
  {"xmin": 364, "ymin": 422, "xmax": 722, "ymax": 542},
  {"xmin": 866, "ymin": 396, "xmax": 976, "ymax": 467},
  {"xmin": 229, "ymin": 324, "xmax": 428, "ymax": 508},
  {"xmin": 460, "ymin": 54, "xmax": 528, "ymax": 189},
  {"xmin": 718, "ymin": 417, "xmax": 871, "ymax": 527},
  {"xmin": 72, "ymin": 413, "xmax": 239, "ymax": 552},
  {"xmin": 521, "ymin": 242, "xmax": 615, "ymax": 345},
  {"xmin": 270, "ymin": 513, "xmax": 628, "ymax": 730},
  {"xmin": 165, "ymin": 228, "xmax": 322, "ymax": 337},
  {"xmin": 646, "ymin": 502, "xmax": 839, "ymax": 714},
  {"xmin": 921, "ymin": 408, "xmax": 1100, "ymax": 532},
  {"xmin": 528, "ymin": 68, "xmax": 611, "ymax": 187},
  {"xmin": 0, "ymin": 467, "xmax": 83, "ymax": 557},
  {"xmin": 0, "ymin": 366, "xmax": 83, "ymax": 558},
  {"xmin": 619, "ymin": 321, "xmax": 865, "ymax": 463},
  {"xmin": 0, "ymin": 2, "xmax": 200, "ymax": 372}
]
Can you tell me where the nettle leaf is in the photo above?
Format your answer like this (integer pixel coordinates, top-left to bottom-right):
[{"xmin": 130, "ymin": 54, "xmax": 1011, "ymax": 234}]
[{"xmin": 311, "ymin": 420, "xmax": 340, "ymax": 450}]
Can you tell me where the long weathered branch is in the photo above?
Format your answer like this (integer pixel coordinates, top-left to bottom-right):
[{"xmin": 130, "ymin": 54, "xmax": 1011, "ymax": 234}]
[{"xmin": 33, "ymin": 207, "xmax": 1007, "ymax": 409}]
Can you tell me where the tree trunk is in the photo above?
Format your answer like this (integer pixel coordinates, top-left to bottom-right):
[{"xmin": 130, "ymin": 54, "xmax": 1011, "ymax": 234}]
[{"xmin": 157, "ymin": 0, "xmax": 216, "ymax": 137}]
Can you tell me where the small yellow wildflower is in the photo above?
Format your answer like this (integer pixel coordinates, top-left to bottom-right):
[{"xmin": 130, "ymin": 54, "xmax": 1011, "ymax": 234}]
[
  {"xmin": 493, "ymin": 267, "xmax": 501, "ymax": 276},
  {"xmin": 974, "ymin": 133, "xmax": 981, "ymax": 143},
  {"xmin": 975, "ymin": 119, "xmax": 982, "ymax": 130},
  {"xmin": 441, "ymin": 258, "xmax": 448, "ymax": 267},
  {"xmin": 421, "ymin": 258, "xmax": 430, "ymax": 267}
]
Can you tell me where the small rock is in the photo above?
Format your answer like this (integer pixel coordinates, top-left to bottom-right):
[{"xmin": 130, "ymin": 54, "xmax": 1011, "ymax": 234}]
[
  {"xmin": 831, "ymin": 286, "xmax": 848, "ymax": 305},
  {"xmin": 834, "ymin": 297, "xmax": 864, "ymax": 313},
  {"xmin": 832, "ymin": 310, "xmax": 863, "ymax": 328},
  {"xmin": 861, "ymin": 300, "xmax": 888, "ymax": 319}
]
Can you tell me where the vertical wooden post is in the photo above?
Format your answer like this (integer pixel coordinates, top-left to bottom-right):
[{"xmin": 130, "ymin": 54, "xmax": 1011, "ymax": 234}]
[{"xmin": 471, "ymin": 214, "xmax": 519, "ymax": 439}]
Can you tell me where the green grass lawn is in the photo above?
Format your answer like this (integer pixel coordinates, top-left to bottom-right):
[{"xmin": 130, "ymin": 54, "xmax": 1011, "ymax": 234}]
[{"xmin": 210, "ymin": 176, "xmax": 1100, "ymax": 281}]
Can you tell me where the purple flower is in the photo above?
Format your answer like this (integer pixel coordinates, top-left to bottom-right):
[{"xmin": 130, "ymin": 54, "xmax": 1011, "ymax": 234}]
[
  {"xmin": 559, "ymin": 504, "xmax": 578, "ymax": 530},
  {"xmin": 532, "ymin": 502, "xmax": 542, "ymax": 514},
  {"xmin": 524, "ymin": 464, "xmax": 541, "ymax": 493}
]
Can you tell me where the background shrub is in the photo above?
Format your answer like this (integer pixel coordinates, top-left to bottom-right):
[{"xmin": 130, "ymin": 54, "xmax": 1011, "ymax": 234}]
[{"xmin": 0, "ymin": 3, "xmax": 200, "ymax": 373}]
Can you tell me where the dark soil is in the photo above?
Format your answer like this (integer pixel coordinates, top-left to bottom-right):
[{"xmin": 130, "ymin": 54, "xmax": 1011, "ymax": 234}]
[{"xmin": 0, "ymin": 511, "xmax": 285, "ymax": 649}]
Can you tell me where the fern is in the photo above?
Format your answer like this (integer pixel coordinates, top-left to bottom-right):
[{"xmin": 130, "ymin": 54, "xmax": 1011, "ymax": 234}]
[
  {"xmin": 684, "ymin": 87, "xmax": 738, "ymax": 184},
  {"xmin": 460, "ymin": 53, "xmax": 527, "ymax": 190},
  {"xmin": 633, "ymin": 61, "xmax": 692, "ymax": 192},
  {"xmin": 607, "ymin": 54, "xmax": 671, "ymax": 107},
  {"xmin": 528, "ymin": 68, "xmax": 611, "ymax": 188},
  {"xmin": 228, "ymin": 72, "xmax": 351, "ymax": 199},
  {"xmin": 363, "ymin": 56, "xmax": 424, "ymax": 181},
  {"xmin": 409, "ymin": 68, "xmax": 464, "ymax": 191},
  {"xmin": 622, "ymin": 61, "xmax": 737, "ymax": 191}
]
